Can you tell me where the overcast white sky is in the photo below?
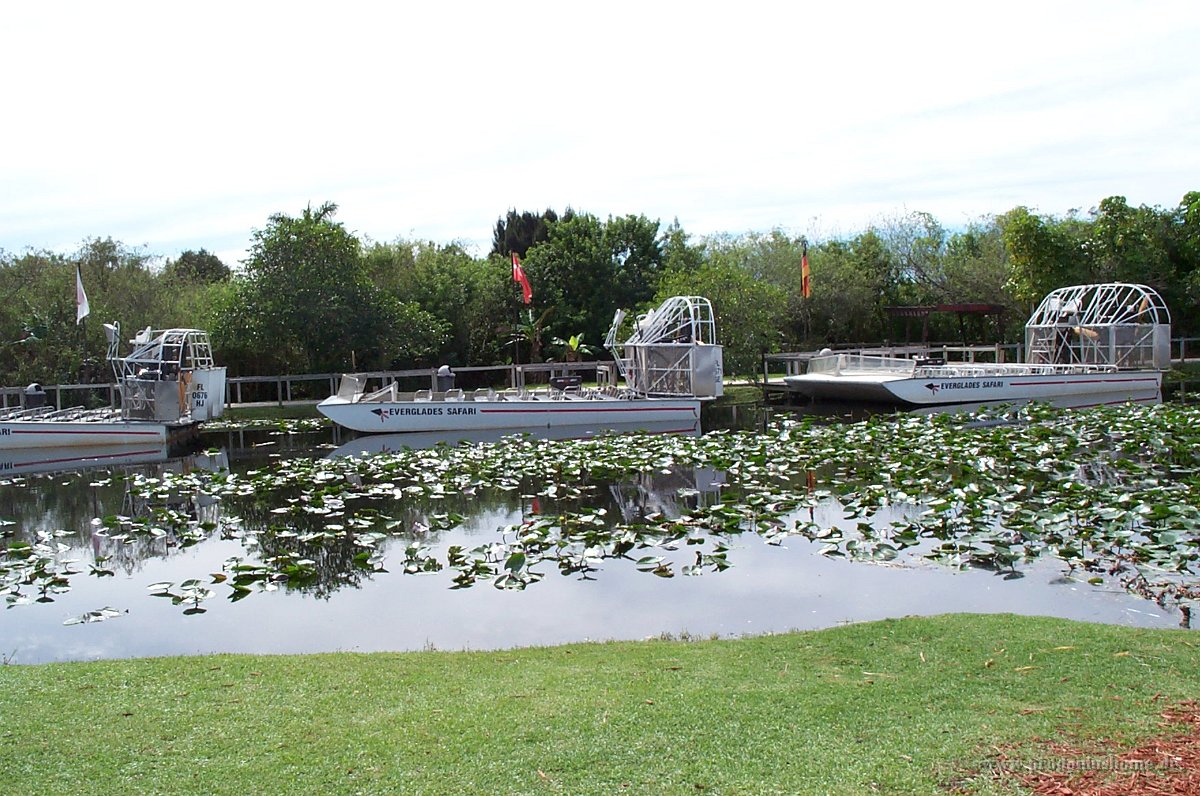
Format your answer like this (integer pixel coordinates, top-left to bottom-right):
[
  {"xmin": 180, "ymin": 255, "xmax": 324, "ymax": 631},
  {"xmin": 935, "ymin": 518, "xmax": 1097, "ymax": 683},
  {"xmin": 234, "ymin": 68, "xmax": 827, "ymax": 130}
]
[{"xmin": 2, "ymin": 1, "xmax": 1197, "ymax": 268}]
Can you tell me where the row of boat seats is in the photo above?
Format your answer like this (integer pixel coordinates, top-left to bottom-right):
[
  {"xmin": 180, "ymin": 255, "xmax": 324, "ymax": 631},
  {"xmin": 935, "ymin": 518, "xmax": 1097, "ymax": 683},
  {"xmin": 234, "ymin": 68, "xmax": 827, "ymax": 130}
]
[
  {"xmin": 413, "ymin": 389, "xmax": 466, "ymax": 402},
  {"xmin": 395, "ymin": 386, "xmax": 623, "ymax": 402},
  {"xmin": 359, "ymin": 385, "xmax": 476, "ymax": 403}
]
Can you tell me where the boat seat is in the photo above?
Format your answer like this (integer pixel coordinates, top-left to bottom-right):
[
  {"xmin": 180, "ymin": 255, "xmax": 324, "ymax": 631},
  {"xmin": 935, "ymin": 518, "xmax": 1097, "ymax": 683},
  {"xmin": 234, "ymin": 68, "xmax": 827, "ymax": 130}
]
[
  {"xmin": 473, "ymin": 388, "xmax": 495, "ymax": 401},
  {"xmin": 413, "ymin": 389, "xmax": 433, "ymax": 402},
  {"xmin": 442, "ymin": 388, "xmax": 464, "ymax": 401},
  {"xmin": 362, "ymin": 383, "xmax": 399, "ymax": 402}
]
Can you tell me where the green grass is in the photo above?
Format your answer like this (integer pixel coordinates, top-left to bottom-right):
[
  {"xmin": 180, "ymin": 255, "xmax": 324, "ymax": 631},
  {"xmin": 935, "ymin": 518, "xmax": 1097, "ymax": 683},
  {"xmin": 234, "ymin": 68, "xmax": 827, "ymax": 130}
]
[
  {"xmin": 712, "ymin": 383, "xmax": 762, "ymax": 405},
  {"xmin": 2, "ymin": 614, "xmax": 1196, "ymax": 795}
]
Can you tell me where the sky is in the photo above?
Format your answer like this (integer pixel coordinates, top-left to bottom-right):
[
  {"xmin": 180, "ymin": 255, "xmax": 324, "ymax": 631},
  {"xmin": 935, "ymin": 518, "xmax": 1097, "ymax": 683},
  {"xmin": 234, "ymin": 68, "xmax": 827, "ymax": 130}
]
[{"xmin": 2, "ymin": 1, "xmax": 1198, "ymax": 269}]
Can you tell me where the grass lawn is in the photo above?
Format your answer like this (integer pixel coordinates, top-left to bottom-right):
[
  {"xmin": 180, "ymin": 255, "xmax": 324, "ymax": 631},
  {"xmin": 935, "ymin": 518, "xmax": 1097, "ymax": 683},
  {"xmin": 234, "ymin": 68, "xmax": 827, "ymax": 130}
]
[
  {"xmin": 2, "ymin": 614, "xmax": 1197, "ymax": 795},
  {"xmin": 713, "ymin": 383, "xmax": 762, "ymax": 405}
]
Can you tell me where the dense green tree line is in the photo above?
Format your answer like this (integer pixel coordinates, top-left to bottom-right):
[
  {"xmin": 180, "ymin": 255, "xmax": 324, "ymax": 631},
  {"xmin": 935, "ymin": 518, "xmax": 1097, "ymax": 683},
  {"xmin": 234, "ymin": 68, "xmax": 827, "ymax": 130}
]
[{"xmin": 1, "ymin": 193, "xmax": 1196, "ymax": 386}]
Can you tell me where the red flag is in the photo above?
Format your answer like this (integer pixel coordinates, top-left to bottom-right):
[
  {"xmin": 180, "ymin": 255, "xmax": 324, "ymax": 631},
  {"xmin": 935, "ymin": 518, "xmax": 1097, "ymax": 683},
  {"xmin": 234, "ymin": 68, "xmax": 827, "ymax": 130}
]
[
  {"xmin": 800, "ymin": 247, "xmax": 811, "ymax": 299},
  {"xmin": 511, "ymin": 252, "xmax": 532, "ymax": 304}
]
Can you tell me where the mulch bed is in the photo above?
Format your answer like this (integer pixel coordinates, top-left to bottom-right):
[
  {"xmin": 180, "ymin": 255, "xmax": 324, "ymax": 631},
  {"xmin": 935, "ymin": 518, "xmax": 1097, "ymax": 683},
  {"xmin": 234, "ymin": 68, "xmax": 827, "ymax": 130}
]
[{"xmin": 987, "ymin": 701, "xmax": 1200, "ymax": 795}]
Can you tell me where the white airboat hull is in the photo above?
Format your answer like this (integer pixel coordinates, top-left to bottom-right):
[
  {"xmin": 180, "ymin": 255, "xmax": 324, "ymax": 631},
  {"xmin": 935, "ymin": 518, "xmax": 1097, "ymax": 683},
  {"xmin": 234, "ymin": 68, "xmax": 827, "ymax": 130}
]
[
  {"xmin": 318, "ymin": 296, "xmax": 721, "ymax": 437},
  {"xmin": 0, "ymin": 419, "xmax": 172, "ymax": 450},
  {"xmin": 787, "ymin": 283, "xmax": 1170, "ymax": 410},
  {"xmin": 785, "ymin": 369, "xmax": 1163, "ymax": 408},
  {"xmin": 0, "ymin": 324, "xmax": 226, "ymax": 451},
  {"xmin": 317, "ymin": 395, "xmax": 702, "ymax": 434}
]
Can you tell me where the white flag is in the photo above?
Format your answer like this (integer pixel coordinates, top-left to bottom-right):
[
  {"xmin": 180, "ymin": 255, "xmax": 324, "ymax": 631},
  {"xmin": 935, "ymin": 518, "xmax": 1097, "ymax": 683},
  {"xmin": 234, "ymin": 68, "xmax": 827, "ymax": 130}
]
[{"xmin": 76, "ymin": 266, "xmax": 90, "ymax": 324}]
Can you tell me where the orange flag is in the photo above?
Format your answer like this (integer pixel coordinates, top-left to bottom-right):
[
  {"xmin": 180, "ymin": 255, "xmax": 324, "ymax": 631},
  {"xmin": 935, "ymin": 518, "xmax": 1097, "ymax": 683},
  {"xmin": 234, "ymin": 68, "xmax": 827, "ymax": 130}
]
[{"xmin": 800, "ymin": 244, "xmax": 811, "ymax": 299}]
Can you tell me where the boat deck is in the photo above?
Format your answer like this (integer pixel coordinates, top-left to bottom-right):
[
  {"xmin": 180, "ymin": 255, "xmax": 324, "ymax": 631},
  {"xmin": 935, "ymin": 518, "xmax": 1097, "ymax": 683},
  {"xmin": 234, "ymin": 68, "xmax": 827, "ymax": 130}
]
[{"xmin": 350, "ymin": 385, "xmax": 636, "ymax": 405}]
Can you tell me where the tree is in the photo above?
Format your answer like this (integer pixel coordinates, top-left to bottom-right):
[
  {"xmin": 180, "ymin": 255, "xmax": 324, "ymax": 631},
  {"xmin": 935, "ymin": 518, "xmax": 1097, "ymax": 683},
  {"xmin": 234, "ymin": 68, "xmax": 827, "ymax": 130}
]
[
  {"xmin": 999, "ymin": 207, "xmax": 1091, "ymax": 302},
  {"xmin": 876, "ymin": 211, "xmax": 948, "ymax": 305},
  {"xmin": 164, "ymin": 249, "xmax": 231, "ymax": 285},
  {"xmin": 660, "ymin": 218, "xmax": 704, "ymax": 273},
  {"xmin": 489, "ymin": 208, "xmax": 563, "ymax": 258},
  {"xmin": 365, "ymin": 239, "xmax": 505, "ymax": 366},
  {"xmin": 519, "ymin": 212, "xmax": 668, "ymax": 352},
  {"xmin": 521, "ymin": 213, "xmax": 612, "ymax": 348},
  {"xmin": 214, "ymin": 202, "xmax": 442, "ymax": 375},
  {"xmin": 508, "ymin": 307, "xmax": 554, "ymax": 364},
  {"xmin": 605, "ymin": 214, "xmax": 663, "ymax": 312},
  {"xmin": 702, "ymin": 229, "xmax": 811, "ymax": 342},
  {"xmin": 1176, "ymin": 192, "xmax": 1200, "ymax": 332},
  {"xmin": 655, "ymin": 256, "xmax": 786, "ymax": 380},
  {"xmin": 0, "ymin": 249, "xmax": 79, "ymax": 385},
  {"xmin": 940, "ymin": 222, "xmax": 1020, "ymax": 340}
]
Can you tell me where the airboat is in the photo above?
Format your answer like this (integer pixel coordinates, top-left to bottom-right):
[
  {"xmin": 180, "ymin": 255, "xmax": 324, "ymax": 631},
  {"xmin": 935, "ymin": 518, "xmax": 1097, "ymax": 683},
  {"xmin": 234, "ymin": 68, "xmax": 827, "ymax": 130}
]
[
  {"xmin": 0, "ymin": 324, "xmax": 226, "ymax": 450},
  {"xmin": 317, "ymin": 296, "xmax": 724, "ymax": 434},
  {"xmin": 784, "ymin": 283, "xmax": 1171, "ymax": 409}
]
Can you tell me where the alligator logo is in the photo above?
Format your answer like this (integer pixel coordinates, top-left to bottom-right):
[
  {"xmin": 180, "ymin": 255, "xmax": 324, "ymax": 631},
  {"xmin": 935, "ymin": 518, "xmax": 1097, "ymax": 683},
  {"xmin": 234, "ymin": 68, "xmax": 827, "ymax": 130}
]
[{"xmin": 924, "ymin": 382, "xmax": 940, "ymax": 394}]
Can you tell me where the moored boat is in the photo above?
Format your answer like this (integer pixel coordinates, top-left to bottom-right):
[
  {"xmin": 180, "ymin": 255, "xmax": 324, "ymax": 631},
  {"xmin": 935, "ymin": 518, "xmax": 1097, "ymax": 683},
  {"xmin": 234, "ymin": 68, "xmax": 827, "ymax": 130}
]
[
  {"xmin": 784, "ymin": 283, "xmax": 1171, "ymax": 409},
  {"xmin": 0, "ymin": 324, "xmax": 226, "ymax": 449},
  {"xmin": 318, "ymin": 296, "xmax": 724, "ymax": 434}
]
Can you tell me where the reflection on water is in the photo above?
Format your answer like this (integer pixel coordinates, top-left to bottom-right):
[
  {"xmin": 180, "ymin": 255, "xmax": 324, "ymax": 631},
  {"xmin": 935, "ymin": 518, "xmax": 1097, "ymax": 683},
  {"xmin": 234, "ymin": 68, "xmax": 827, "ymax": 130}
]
[
  {"xmin": 0, "ymin": 419, "xmax": 1189, "ymax": 665},
  {"xmin": 0, "ymin": 444, "xmax": 171, "ymax": 478}
]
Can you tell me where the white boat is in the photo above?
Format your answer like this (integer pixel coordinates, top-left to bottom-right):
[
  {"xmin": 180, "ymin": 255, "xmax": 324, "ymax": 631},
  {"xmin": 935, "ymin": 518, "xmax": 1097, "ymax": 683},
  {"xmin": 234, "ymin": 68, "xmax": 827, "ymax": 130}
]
[
  {"xmin": 0, "ymin": 441, "xmax": 169, "ymax": 477},
  {"xmin": 0, "ymin": 324, "xmax": 226, "ymax": 450},
  {"xmin": 318, "ymin": 296, "xmax": 724, "ymax": 434},
  {"xmin": 784, "ymin": 283, "xmax": 1171, "ymax": 408}
]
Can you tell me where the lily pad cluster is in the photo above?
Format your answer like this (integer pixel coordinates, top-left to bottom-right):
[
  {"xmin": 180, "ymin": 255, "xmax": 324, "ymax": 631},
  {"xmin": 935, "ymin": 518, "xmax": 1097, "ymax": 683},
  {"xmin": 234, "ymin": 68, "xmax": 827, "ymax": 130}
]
[
  {"xmin": 1, "ymin": 529, "xmax": 80, "ymax": 607},
  {"xmin": 2, "ymin": 402, "xmax": 1199, "ymax": 616}
]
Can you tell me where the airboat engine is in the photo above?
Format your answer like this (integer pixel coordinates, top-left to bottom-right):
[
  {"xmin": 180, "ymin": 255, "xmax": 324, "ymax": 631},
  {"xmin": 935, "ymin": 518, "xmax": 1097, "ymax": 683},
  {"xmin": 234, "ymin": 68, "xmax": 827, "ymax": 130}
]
[{"xmin": 608, "ymin": 296, "xmax": 724, "ymax": 398}]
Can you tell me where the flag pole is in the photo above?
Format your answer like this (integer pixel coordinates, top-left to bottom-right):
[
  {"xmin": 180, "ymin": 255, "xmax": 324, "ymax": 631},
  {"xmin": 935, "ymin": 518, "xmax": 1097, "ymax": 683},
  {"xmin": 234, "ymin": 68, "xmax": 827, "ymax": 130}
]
[
  {"xmin": 800, "ymin": 239, "xmax": 811, "ymax": 300},
  {"xmin": 510, "ymin": 251, "xmax": 534, "ymax": 379},
  {"xmin": 510, "ymin": 252, "xmax": 521, "ymax": 371},
  {"xmin": 800, "ymin": 238, "xmax": 812, "ymax": 341}
]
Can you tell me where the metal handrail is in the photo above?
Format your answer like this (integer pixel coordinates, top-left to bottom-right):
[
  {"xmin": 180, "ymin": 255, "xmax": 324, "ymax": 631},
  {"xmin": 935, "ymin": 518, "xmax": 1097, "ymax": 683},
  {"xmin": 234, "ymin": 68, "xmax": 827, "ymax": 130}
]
[{"xmin": 5, "ymin": 337, "xmax": 1196, "ymax": 410}]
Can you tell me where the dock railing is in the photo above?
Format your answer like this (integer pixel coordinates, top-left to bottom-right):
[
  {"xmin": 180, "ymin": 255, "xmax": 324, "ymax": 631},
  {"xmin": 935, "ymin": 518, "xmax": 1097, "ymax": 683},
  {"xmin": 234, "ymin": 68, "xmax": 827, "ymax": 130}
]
[
  {"xmin": 3, "ymin": 339, "xmax": 1195, "ymax": 410},
  {"xmin": 763, "ymin": 342, "xmax": 1019, "ymax": 383},
  {"xmin": 0, "ymin": 361, "xmax": 620, "ymax": 410}
]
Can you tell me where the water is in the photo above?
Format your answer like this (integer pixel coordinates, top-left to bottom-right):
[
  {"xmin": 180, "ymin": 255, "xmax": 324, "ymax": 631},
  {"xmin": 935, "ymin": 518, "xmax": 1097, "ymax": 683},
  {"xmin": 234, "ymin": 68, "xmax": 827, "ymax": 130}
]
[{"xmin": 0, "ymin": 420, "xmax": 1189, "ymax": 665}]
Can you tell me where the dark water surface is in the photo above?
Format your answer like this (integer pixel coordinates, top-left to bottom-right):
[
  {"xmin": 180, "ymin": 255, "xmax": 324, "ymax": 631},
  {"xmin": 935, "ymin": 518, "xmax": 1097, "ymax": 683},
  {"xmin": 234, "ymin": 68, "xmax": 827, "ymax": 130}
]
[{"xmin": 0, "ymin": 414, "xmax": 1188, "ymax": 665}]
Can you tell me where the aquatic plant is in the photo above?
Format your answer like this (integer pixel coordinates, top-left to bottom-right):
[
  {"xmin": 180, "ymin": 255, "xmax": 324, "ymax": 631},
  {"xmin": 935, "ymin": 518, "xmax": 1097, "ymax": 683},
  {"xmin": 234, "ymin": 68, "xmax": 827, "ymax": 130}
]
[{"xmin": 2, "ymin": 403, "xmax": 1198, "ymax": 616}]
